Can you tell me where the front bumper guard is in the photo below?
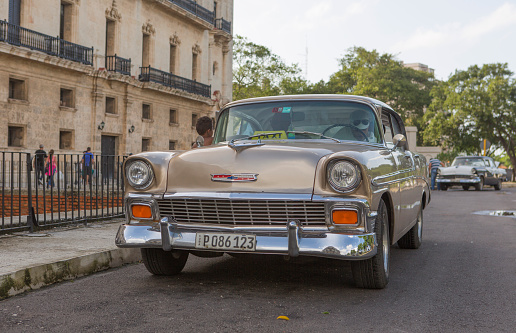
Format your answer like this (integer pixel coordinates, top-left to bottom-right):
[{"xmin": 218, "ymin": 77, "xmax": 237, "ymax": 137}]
[
  {"xmin": 116, "ymin": 217, "xmax": 377, "ymax": 260},
  {"xmin": 436, "ymin": 176, "xmax": 481, "ymax": 184}
]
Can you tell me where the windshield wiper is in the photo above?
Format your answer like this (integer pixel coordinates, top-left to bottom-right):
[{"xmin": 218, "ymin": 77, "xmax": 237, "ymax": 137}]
[
  {"xmin": 229, "ymin": 131, "xmax": 341, "ymax": 144},
  {"xmin": 286, "ymin": 131, "xmax": 341, "ymax": 143}
]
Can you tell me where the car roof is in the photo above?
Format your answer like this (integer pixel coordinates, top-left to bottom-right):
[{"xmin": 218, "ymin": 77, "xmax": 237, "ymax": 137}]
[
  {"xmin": 456, "ymin": 156, "xmax": 492, "ymax": 160},
  {"xmin": 223, "ymin": 94, "xmax": 394, "ymax": 111}
]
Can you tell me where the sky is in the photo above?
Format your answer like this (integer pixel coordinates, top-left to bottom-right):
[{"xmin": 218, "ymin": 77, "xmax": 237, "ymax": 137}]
[{"xmin": 233, "ymin": 0, "xmax": 516, "ymax": 83}]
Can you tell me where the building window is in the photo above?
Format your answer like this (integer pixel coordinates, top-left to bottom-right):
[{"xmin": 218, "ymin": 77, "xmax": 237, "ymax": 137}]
[
  {"xmin": 106, "ymin": 97, "xmax": 116, "ymax": 114},
  {"xmin": 9, "ymin": 78, "xmax": 26, "ymax": 101},
  {"xmin": 142, "ymin": 103, "xmax": 151, "ymax": 120},
  {"xmin": 169, "ymin": 45, "xmax": 177, "ymax": 74},
  {"xmin": 142, "ymin": 33, "xmax": 150, "ymax": 67},
  {"xmin": 192, "ymin": 113, "xmax": 198, "ymax": 127},
  {"xmin": 8, "ymin": 126, "xmax": 24, "ymax": 147},
  {"xmin": 192, "ymin": 53, "xmax": 198, "ymax": 81},
  {"xmin": 59, "ymin": 130, "xmax": 74, "ymax": 149},
  {"xmin": 169, "ymin": 140, "xmax": 176, "ymax": 150},
  {"xmin": 60, "ymin": 1, "xmax": 73, "ymax": 41},
  {"xmin": 60, "ymin": 88, "xmax": 74, "ymax": 107},
  {"xmin": 105, "ymin": 19, "xmax": 116, "ymax": 56},
  {"xmin": 169, "ymin": 109, "xmax": 177, "ymax": 124},
  {"xmin": 142, "ymin": 138, "xmax": 151, "ymax": 152}
]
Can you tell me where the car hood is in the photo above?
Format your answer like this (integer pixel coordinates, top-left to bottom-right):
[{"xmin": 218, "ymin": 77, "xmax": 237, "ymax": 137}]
[
  {"xmin": 439, "ymin": 165, "xmax": 476, "ymax": 176},
  {"xmin": 166, "ymin": 141, "xmax": 376, "ymax": 194}
]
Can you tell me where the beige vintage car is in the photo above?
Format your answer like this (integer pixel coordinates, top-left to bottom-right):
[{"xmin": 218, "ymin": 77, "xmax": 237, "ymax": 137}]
[{"xmin": 116, "ymin": 95, "xmax": 431, "ymax": 289}]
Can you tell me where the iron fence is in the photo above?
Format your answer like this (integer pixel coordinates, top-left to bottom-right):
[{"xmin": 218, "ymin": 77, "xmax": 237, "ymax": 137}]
[
  {"xmin": 139, "ymin": 66, "xmax": 211, "ymax": 98},
  {"xmin": 0, "ymin": 152, "xmax": 127, "ymax": 234},
  {"xmin": 215, "ymin": 18, "xmax": 231, "ymax": 34},
  {"xmin": 106, "ymin": 54, "xmax": 131, "ymax": 76},
  {"xmin": 0, "ymin": 20, "xmax": 93, "ymax": 65}
]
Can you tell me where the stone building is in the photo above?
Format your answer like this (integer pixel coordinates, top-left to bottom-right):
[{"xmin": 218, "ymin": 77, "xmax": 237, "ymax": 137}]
[{"xmin": 0, "ymin": 0, "xmax": 233, "ymax": 156}]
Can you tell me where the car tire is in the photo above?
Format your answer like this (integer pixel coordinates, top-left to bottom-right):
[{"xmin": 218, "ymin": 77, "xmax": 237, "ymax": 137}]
[
  {"xmin": 397, "ymin": 206, "xmax": 423, "ymax": 249},
  {"xmin": 351, "ymin": 199, "xmax": 390, "ymax": 289},
  {"xmin": 462, "ymin": 185, "xmax": 469, "ymax": 191},
  {"xmin": 474, "ymin": 177, "xmax": 484, "ymax": 191},
  {"xmin": 440, "ymin": 185, "xmax": 448, "ymax": 191},
  {"xmin": 494, "ymin": 179, "xmax": 502, "ymax": 191},
  {"xmin": 141, "ymin": 248, "xmax": 189, "ymax": 275}
]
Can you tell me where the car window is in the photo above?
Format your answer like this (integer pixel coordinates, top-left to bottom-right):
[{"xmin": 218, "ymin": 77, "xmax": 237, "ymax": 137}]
[
  {"xmin": 214, "ymin": 101, "xmax": 383, "ymax": 144},
  {"xmin": 452, "ymin": 158, "xmax": 487, "ymax": 167},
  {"xmin": 381, "ymin": 113, "xmax": 393, "ymax": 143}
]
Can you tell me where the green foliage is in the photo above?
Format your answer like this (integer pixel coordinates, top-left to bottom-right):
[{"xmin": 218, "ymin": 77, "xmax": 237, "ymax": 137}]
[
  {"xmin": 423, "ymin": 63, "xmax": 516, "ymax": 170},
  {"xmin": 232, "ymin": 35, "xmax": 310, "ymax": 100},
  {"xmin": 328, "ymin": 47, "xmax": 435, "ymax": 124}
]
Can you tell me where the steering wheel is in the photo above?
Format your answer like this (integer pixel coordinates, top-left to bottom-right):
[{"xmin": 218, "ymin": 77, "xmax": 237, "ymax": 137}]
[{"xmin": 322, "ymin": 124, "xmax": 369, "ymax": 141}]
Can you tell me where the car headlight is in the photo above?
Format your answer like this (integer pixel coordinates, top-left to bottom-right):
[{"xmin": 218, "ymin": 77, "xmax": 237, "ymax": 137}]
[
  {"xmin": 327, "ymin": 160, "xmax": 362, "ymax": 192},
  {"xmin": 126, "ymin": 160, "xmax": 154, "ymax": 189}
]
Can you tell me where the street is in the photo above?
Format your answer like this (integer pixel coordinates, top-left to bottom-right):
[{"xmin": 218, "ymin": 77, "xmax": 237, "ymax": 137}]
[{"xmin": 1, "ymin": 187, "xmax": 515, "ymax": 332}]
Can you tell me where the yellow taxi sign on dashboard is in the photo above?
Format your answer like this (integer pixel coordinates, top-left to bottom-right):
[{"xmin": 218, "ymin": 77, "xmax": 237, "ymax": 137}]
[{"xmin": 250, "ymin": 131, "xmax": 287, "ymax": 140}]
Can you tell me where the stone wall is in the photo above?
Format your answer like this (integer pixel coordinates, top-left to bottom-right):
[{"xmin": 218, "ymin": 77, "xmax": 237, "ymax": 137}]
[{"xmin": 0, "ymin": 0, "xmax": 233, "ymax": 155}]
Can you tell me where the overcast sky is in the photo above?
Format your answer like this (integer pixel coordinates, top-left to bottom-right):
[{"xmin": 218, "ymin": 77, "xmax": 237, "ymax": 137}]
[{"xmin": 233, "ymin": 0, "xmax": 516, "ymax": 83}]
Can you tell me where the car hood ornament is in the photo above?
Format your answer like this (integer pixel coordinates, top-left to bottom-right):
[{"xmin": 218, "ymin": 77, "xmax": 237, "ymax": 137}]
[{"xmin": 211, "ymin": 174, "xmax": 258, "ymax": 182}]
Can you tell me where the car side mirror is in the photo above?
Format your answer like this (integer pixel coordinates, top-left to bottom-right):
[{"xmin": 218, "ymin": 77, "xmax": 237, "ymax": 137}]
[{"xmin": 390, "ymin": 134, "xmax": 407, "ymax": 151}]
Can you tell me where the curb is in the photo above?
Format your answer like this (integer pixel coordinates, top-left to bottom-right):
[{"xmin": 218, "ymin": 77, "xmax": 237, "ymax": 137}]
[{"xmin": 0, "ymin": 248, "xmax": 141, "ymax": 300}]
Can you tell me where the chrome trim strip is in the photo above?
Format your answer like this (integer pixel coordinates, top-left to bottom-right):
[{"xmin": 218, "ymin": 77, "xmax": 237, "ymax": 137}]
[
  {"xmin": 371, "ymin": 168, "xmax": 415, "ymax": 186},
  {"xmin": 162, "ymin": 192, "xmax": 313, "ymax": 201}
]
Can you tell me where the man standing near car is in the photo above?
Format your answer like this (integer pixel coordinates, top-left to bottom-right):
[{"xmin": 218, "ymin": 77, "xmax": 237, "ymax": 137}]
[
  {"xmin": 33, "ymin": 144, "xmax": 47, "ymax": 186},
  {"xmin": 428, "ymin": 157, "xmax": 444, "ymax": 190}
]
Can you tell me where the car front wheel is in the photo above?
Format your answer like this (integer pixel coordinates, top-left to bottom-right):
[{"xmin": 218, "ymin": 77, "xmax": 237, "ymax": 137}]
[
  {"xmin": 462, "ymin": 185, "xmax": 469, "ymax": 191},
  {"xmin": 494, "ymin": 179, "xmax": 502, "ymax": 191},
  {"xmin": 351, "ymin": 199, "xmax": 390, "ymax": 289},
  {"xmin": 141, "ymin": 248, "xmax": 189, "ymax": 275}
]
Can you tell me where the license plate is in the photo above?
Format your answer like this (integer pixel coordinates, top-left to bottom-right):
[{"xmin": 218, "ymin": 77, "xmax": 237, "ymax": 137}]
[{"xmin": 195, "ymin": 233, "xmax": 256, "ymax": 251}]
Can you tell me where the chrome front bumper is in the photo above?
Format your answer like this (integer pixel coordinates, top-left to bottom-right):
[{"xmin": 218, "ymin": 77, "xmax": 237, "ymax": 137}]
[
  {"xmin": 116, "ymin": 217, "xmax": 377, "ymax": 260},
  {"xmin": 436, "ymin": 177, "xmax": 481, "ymax": 184}
]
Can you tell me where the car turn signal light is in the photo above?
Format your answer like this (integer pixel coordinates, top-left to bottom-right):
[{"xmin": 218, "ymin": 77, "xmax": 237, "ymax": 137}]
[
  {"xmin": 333, "ymin": 210, "xmax": 357, "ymax": 225},
  {"xmin": 132, "ymin": 205, "xmax": 152, "ymax": 219}
]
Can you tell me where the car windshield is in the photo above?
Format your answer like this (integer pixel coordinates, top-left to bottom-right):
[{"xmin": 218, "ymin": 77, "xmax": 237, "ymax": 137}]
[
  {"xmin": 452, "ymin": 158, "xmax": 487, "ymax": 167},
  {"xmin": 213, "ymin": 101, "xmax": 382, "ymax": 144}
]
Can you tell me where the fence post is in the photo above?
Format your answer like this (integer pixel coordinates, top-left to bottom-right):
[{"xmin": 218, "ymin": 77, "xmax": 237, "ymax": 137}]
[{"xmin": 26, "ymin": 153, "xmax": 34, "ymax": 233}]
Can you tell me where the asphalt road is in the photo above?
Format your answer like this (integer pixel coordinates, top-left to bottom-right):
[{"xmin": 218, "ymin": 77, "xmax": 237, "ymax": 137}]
[{"xmin": 1, "ymin": 187, "xmax": 515, "ymax": 333}]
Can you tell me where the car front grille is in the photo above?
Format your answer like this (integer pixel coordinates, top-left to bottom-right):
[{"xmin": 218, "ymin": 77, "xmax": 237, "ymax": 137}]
[
  {"xmin": 439, "ymin": 175, "xmax": 475, "ymax": 179},
  {"xmin": 157, "ymin": 199, "xmax": 327, "ymax": 227}
]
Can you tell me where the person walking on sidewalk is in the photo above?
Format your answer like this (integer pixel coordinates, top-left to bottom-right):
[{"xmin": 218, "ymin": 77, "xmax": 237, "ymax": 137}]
[
  {"xmin": 428, "ymin": 157, "xmax": 444, "ymax": 190},
  {"xmin": 45, "ymin": 149, "xmax": 57, "ymax": 188},
  {"xmin": 33, "ymin": 144, "xmax": 47, "ymax": 186},
  {"xmin": 82, "ymin": 147, "xmax": 94, "ymax": 186}
]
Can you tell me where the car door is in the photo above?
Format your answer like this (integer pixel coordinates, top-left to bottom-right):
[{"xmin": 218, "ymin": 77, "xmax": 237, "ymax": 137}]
[{"xmin": 382, "ymin": 109, "xmax": 420, "ymax": 240}]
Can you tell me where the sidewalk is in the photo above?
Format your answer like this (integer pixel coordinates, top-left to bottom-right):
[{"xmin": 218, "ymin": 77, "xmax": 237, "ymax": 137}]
[{"xmin": 0, "ymin": 219, "xmax": 141, "ymax": 299}]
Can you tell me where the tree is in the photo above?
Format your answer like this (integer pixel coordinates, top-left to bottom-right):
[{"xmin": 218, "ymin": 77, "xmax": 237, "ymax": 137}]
[
  {"xmin": 232, "ymin": 35, "xmax": 309, "ymax": 100},
  {"xmin": 327, "ymin": 47, "xmax": 435, "ymax": 143},
  {"xmin": 422, "ymin": 63, "xmax": 516, "ymax": 173}
]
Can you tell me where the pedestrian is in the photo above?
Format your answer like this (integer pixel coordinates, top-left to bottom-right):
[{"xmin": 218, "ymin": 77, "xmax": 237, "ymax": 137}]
[
  {"xmin": 33, "ymin": 144, "xmax": 47, "ymax": 186},
  {"xmin": 192, "ymin": 116, "xmax": 214, "ymax": 148},
  {"xmin": 428, "ymin": 157, "xmax": 444, "ymax": 190},
  {"xmin": 45, "ymin": 149, "xmax": 57, "ymax": 188},
  {"xmin": 81, "ymin": 147, "xmax": 94, "ymax": 186}
]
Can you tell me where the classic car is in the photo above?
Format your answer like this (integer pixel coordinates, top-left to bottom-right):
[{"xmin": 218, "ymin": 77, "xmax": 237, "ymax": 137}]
[
  {"xmin": 436, "ymin": 156, "xmax": 506, "ymax": 191},
  {"xmin": 116, "ymin": 95, "xmax": 431, "ymax": 289}
]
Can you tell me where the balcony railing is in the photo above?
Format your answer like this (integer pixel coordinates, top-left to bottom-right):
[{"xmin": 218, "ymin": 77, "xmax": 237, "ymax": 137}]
[
  {"xmin": 0, "ymin": 20, "xmax": 93, "ymax": 65},
  {"xmin": 167, "ymin": 0, "xmax": 215, "ymax": 25},
  {"xmin": 105, "ymin": 54, "xmax": 131, "ymax": 76},
  {"xmin": 139, "ymin": 66, "xmax": 211, "ymax": 98},
  {"xmin": 215, "ymin": 18, "xmax": 231, "ymax": 34}
]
